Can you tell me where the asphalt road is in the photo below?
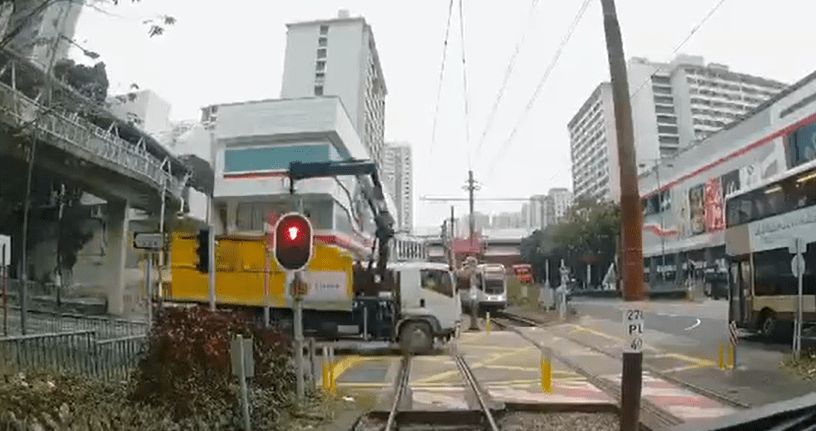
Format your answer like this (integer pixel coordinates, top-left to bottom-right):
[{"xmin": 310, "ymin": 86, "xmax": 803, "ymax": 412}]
[{"xmin": 567, "ymin": 297, "xmax": 816, "ymax": 407}]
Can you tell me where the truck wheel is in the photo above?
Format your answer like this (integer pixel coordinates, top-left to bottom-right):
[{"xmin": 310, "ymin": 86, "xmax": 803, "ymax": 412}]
[
  {"xmin": 400, "ymin": 321, "xmax": 433, "ymax": 355},
  {"xmin": 759, "ymin": 312, "xmax": 776, "ymax": 340}
]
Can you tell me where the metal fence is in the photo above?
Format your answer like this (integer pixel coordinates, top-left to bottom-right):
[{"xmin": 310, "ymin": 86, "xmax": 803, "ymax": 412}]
[
  {"xmin": 4, "ymin": 307, "xmax": 148, "ymax": 339},
  {"xmin": 0, "ymin": 329, "xmax": 146, "ymax": 380}
]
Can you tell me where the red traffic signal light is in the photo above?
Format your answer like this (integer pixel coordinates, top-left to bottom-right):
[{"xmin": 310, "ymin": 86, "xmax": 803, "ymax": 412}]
[{"xmin": 273, "ymin": 213, "xmax": 313, "ymax": 271}]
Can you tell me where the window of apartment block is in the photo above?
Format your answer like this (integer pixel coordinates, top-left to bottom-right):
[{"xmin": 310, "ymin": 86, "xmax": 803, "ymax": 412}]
[
  {"xmin": 317, "ymin": 48, "xmax": 327, "ymax": 59},
  {"xmin": 318, "ymin": 37, "xmax": 328, "ymax": 47},
  {"xmin": 314, "ymin": 85, "xmax": 324, "ymax": 96},
  {"xmin": 320, "ymin": 25, "xmax": 329, "ymax": 35},
  {"xmin": 316, "ymin": 60, "xmax": 326, "ymax": 72}
]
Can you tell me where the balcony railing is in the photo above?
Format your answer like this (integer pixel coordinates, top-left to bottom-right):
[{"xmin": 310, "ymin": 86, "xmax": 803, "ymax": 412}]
[{"xmin": 0, "ymin": 78, "xmax": 182, "ymax": 198}]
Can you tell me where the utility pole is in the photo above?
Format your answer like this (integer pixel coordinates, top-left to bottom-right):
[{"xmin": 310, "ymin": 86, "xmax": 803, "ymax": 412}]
[
  {"xmin": 450, "ymin": 206, "xmax": 456, "ymax": 266},
  {"xmin": 600, "ymin": 1, "xmax": 645, "ymax": 431},
  {"xmin": 656, "ymin": 165, "xmax": 665, "ymax": 282},
  {"xmin": 464, "ymin": 170, "xmax": 478, "ymax": 241}
]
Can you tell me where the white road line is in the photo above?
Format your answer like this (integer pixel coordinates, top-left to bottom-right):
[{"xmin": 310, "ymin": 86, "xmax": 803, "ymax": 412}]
[{"xmin": 684, "ymin": 318, "xmax": 701, "ymax": 331}]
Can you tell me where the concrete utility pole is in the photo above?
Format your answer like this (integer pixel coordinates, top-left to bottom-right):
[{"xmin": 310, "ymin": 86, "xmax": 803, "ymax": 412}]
[{"xmin": 600, "ymin": 1, "xmax": 645, "ymax": 430}]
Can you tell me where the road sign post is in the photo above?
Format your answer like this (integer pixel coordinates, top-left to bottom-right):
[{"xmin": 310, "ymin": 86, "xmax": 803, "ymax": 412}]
[
  {"xmin": 728, "ymin": 320, "xmax": 739, "ymax": 369},
  {"xmin": 133, "ymin": 233, "xmax": 166, "ymax": 327},
  {"xmin": 1, "ymin": 236, "xmax": 8, "ymax": 336},
  {"xmin": 144, "ymin": 253, "xmax": 153, "ymax": 327},
  {"xmin": 790, "ymin": 238, "xmax": 805, "ymax": 360},
  {"xmin": 263, "ymin": 212, "xmax": 278, "ymax": 328},
  {"xmin": 231, "ymin": 334, "xmax": 254, "ymax": 431}
]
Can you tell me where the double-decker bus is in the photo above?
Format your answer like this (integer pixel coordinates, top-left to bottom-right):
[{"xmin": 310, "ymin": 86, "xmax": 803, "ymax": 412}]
[{"xmin": 724, "ymin": 159, "xmax": 816, "ymax": 339}]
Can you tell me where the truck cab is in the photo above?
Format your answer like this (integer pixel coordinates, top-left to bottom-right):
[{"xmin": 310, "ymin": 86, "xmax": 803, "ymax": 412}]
[{"xmin": 353, "ymin": 261, "xmax": 461, "ymax": 354}]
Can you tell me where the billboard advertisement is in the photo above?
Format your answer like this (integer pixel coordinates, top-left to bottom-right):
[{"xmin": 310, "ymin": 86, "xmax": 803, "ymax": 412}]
[
  {"xmin": 689, "ymin": 184, "xmax": 705, "ymax": 235},
  {"xmin": 704, "ymin": 176, "xmax": 725, "ymax": 232}
]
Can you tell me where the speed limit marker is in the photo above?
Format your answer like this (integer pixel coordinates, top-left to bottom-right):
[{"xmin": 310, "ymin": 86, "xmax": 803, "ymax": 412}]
[{"xmin": 623, "ymin": 308, "xmax": 644, "ymax": 353}]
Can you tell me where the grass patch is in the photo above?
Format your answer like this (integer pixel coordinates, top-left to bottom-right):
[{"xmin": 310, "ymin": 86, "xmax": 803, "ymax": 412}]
[{"xmin": 781, "ymin": 348, "xmax": 816, "ymax": 380}]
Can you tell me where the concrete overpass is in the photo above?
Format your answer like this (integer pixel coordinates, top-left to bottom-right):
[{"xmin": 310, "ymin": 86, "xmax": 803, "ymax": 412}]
[
  {"xmin": 0, "ymin": 48, "xmax": 190, "ymax": 315},
  {"xmin": 425, "ymin": 228, "xmax": 534, "ymax": 269}
]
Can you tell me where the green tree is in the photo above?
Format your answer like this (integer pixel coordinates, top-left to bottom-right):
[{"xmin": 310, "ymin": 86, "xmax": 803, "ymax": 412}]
[{"xmin": 521, "ymin": 199, "xmax": 620, "ymax": 287}]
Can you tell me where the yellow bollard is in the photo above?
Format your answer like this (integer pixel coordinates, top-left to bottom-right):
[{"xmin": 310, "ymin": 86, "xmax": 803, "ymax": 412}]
[
  {"xmin": 718, "ymin": 341, "xmax": 725, "ymax": 370},
  {"xmin": 322, "ymin": 360, "xmax": 329, "ymax": 392},
  {"xmin": 486, "ymin": 312, "xmax": 491, "ymax": 334},
  {"xmin": 321, "ymin": 346, "xmax": 330, "ymax": 392},
  {"xmin": 727, "ymin": 342, "xmax": 734, "ymax": 369},
  {"xmin": 540, "ymin": 350, "xmax": 553, "ymax": 393},
  {"xmin": 329, "ymin": 360, "xmax": 337, "ymax": 394}
]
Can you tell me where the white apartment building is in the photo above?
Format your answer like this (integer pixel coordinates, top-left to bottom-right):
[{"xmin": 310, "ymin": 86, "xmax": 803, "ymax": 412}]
[
  {"xmin": 549, "ymin": 188, "xmax": 573, "ymax": 220},
  {"xmin": 208, "ymin": 96, "xmax": 395, "ymax": 258},
  {"xmin": 492, "ymin": 211, "xmax": 525, "ymax": 229},
  {"xmin": 383, "ymin": 142, "xmax": 413, "ymax": 232},
  {"xmin": 570, "ymin": 55, "xmax": 787, "ymax": 203},
  {"xmin": 568, "ymin": 83, "xmax": 621, "ymax": 202},
  {"xmin": 280, "ymin": 10, "xmax": 387, "ymax": 170},
  {"xmin": 107, "ymin": 89, "xmax": 172, "ymax": 140}
]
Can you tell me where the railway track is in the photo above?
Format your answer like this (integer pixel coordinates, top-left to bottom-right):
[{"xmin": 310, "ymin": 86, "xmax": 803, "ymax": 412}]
[
  {"xmin": 491, "ymin": 312, "xmax": 683, "ymax": 430},
  {"xmin": 496, "ymin": 310, "xmax": 749, "ymax": 410},
  {"xmin": 383, "ymin": 351, "xmax": 500, "ymax": 431}
]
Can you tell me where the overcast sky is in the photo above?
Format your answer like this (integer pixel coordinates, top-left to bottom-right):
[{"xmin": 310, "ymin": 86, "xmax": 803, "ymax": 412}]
[{"xmin": 70, "ymin": 0, "xmax": 816, "ymax": 229}]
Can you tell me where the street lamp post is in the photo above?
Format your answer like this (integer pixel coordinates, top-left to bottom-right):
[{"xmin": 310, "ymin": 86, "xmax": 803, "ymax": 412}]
[{"xmin": 640, "ymin": 159, "xmax": 672, "ymax": 283}]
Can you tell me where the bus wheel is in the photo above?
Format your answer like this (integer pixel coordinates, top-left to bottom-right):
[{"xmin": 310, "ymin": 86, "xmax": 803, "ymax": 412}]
[
  {"xmin": 400, "ymin": 321, "xmax": 433, "ymax": 355},
  {"xmin": 759, "ymin": 312, "xmax": 777, "ymax": 340}
]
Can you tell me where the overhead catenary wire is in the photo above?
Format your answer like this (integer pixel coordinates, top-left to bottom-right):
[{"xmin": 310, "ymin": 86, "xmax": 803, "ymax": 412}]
[
  {"xmin": 474, "ymin": 0, "xmax": 541, "ymax": 161},
  {"xmin": 429, "ymin": 0, "xmax": 455, "ymax": 162},
  {"xmin": 485, "ymin": 0, "xmax": 729, "ymax": 187},
  {"xmin": 484, "ymin": 0, "xmax": 593, "ymax": 180},
  {"xmin": 458, "ymin": 0, "xmax": 473, "ymax": 169},
  {"xmin": 628, "ymin": 0, "xmax": 729, "ymax": 100}
]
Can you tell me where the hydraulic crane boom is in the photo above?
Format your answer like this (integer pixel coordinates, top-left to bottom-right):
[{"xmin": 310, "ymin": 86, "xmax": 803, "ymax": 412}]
[{"xmin": 288, "ymin": 160, "xmax": 396, "ymax": 288}]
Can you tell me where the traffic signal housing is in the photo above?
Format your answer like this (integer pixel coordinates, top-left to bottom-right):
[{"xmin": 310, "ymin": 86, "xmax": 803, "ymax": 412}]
[
  {"xmin": 273, "ymin": 213, "xmax": 313, "ymax": 271},
  {"xmin": 195, "ymin": 228, "xmax": 209, "ymax": 273}
]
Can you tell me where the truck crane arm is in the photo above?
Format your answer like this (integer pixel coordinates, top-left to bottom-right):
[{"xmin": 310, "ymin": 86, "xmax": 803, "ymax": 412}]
[{"xmin": 288, "ymin": 160, "xmax": 396, "ymax": 286}]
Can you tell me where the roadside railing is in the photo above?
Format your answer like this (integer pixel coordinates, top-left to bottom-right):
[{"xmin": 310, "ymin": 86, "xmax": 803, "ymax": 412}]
[
  {"xmin": 4, "ymin": 307, "xmax": 147, "ymax": 339},
  {"xmin": 0, "ymin": 329, "xmax": 146, "ymax": 380},
  {"xmin": 0, "ymin": 72, "xmax": 183, "ymax": 198}
]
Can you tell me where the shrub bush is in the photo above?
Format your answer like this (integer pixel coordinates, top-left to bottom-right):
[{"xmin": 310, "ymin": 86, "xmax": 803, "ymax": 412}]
[{"xmin": 131, "ymin": 306, "xmax": 297, "ymax": 424}]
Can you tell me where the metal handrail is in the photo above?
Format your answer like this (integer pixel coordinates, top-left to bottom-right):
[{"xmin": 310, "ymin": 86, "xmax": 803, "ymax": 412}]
[{"xmin": 0, "ymin": 79, "xmax": 183, "ymax": 197}]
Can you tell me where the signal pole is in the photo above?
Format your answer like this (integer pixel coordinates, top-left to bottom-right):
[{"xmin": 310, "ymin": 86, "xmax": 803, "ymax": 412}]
[{"xmin": 600, "ymin": 1, "xmax": 645, "ymax": 430}]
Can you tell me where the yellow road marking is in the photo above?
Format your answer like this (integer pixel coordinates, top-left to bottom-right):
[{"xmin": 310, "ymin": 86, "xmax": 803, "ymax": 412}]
[
  {"xmin": 412, "ymin": 345, "xmax": 538, "ymax": 384},
  {"xmin": 331, "ymin": 355, "xmax": 370, "ymax": 380},
  {"xmin": 479, "ymin": 365, "xmax": 580, "ymax": 375},
  {"xmin": 658, "ymin": 352, "xmax": 715, "ymax": 367},
  {"xmin": 459, "ymin": 332, "xmax": 489, "ymax": 344},
  {"xmin": 568, "ymin": 324, "xmax": 716, "ymax": 368}
]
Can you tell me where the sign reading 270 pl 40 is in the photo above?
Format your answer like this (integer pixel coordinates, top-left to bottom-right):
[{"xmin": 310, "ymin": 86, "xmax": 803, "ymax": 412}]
[{"xmin": 623, "ymin": 308, "xmax": 644, "ymax": 353}]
